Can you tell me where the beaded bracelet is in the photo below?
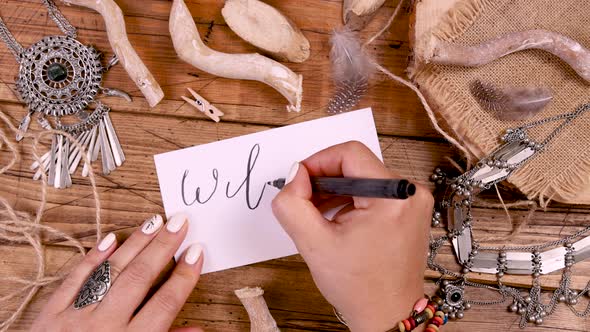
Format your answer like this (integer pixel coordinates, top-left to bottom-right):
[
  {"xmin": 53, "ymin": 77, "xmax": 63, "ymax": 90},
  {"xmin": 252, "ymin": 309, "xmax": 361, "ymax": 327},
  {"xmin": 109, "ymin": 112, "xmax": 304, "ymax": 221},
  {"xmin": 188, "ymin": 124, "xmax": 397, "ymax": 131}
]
[
  {"xmin": 334, "ymin": 297, "xmax": 449, "ymax": 332},
  {"xmin": 386, "ymin": 297, "xmax": 449, "ymax": 332}
]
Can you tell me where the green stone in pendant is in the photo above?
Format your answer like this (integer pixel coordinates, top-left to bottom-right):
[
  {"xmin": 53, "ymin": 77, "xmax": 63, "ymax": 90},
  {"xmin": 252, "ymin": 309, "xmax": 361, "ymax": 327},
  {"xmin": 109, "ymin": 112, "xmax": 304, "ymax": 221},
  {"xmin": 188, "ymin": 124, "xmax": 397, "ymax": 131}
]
[{"xmin": 47, "ymin": 63, "xmax": 68, "ymax": 82}]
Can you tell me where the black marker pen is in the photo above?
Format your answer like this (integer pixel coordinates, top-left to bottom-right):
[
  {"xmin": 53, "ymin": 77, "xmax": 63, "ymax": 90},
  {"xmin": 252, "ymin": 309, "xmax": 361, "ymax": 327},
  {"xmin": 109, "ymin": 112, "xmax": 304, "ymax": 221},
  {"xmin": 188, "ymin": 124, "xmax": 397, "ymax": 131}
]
[{"xmin": 267, "ymin": 177, "xmax": 416, "ymax": 200}]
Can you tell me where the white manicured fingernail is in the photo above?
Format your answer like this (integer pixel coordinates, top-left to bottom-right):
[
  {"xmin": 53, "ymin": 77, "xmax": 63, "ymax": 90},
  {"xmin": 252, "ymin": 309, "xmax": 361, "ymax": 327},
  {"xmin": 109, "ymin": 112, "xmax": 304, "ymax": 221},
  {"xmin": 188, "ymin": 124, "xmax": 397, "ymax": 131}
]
[
  {"xmin": 166, "ymin": 213, "xmax": 187, "ymax": 233},
  {"xmin": 285, "ymin": 162, "xmax": 300, "ymax": 185},
  {"xmin": 141, "ymin": 215, "xmax": 163, "ymax": 235},
  {"xmin": 98, "ymin": 233, "xmax": 116, "ymax": 252},
  {"xmin": 184, "ymin": 243, "xmax": 203, "ymax": 265}
]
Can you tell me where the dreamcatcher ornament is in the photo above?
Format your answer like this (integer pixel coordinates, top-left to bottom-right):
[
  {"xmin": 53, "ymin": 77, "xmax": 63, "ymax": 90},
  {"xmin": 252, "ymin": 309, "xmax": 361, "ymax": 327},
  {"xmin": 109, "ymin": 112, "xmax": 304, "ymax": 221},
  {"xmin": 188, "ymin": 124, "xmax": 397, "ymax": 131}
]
[{"xmin": 0, "ymin": 0, "xmax": 130, "ymax": 189}]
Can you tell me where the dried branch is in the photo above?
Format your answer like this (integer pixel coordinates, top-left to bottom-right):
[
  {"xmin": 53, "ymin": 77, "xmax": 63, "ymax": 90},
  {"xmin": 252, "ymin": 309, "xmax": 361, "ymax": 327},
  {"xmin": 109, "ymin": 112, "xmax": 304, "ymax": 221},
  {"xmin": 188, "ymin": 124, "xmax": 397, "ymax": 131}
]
[
  {"xmin": 425, "ymin": 30, "xmax": 590, "ymax": 83},
  {"xmin": 62, "ymin": 0, "xmax": 165, "ymax": 107},
  {"xmin": 235, "ymin": 287, "xmax": 280, "ymax": 332},
  {"xmin": 169, "ymin": 0, "xmax": 303, "ymax": 112}
]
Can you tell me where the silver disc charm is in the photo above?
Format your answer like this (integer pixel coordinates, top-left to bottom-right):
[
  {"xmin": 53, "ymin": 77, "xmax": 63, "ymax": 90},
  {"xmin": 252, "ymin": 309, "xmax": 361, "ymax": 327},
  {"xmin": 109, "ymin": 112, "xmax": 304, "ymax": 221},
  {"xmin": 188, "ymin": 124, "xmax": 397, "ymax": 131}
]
[
  {"xmin": 74, "ymin": 260, "xmax": 111, "ymax": 309},
  {"xmin": 16, "ymin": 35, "xmax": 103, "ymax": 117}
]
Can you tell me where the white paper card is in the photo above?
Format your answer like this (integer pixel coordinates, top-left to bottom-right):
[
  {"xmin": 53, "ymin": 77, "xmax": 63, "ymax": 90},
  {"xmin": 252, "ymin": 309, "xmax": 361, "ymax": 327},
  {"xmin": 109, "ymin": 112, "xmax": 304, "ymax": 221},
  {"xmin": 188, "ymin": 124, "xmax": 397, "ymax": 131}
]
[{"xmin": 154, "ymin": 108, "xmax": 382, "ymax": 273}]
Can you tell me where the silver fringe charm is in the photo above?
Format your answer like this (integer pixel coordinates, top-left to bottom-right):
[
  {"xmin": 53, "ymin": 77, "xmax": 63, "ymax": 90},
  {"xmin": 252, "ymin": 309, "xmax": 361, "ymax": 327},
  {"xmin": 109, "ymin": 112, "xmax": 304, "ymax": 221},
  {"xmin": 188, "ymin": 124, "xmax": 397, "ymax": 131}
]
[{"xmin": 31, "ymin": 104, "xmax": 125, "ymax": 189}]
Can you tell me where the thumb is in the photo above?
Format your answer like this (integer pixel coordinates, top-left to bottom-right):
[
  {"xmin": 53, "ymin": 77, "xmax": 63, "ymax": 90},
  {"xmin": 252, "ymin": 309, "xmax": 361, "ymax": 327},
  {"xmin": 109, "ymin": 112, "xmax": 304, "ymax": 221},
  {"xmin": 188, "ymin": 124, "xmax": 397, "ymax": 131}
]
[{"xmin": 272, "ymin": 162, "xmax": 332, "ymax": 249}]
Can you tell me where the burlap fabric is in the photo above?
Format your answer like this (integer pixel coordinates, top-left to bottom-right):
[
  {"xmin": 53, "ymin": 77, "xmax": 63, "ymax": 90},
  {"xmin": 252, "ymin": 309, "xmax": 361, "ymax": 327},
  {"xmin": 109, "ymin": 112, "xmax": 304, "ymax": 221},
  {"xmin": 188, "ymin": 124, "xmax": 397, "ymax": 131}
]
[{"xmin": 412, "ymin": 0, "xmax": 590, "ymax": 205}]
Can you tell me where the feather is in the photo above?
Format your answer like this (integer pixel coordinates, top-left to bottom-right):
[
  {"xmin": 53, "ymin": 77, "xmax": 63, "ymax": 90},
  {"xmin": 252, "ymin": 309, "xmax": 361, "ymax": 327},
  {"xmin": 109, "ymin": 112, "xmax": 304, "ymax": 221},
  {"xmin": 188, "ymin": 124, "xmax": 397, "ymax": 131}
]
[
  {"xmin": 469, "ymin": 80, "xmax": 553, "ymax": 121},
  {"xmin": 327, "ymin": 29, "xmax": 375, "ymax": 113}
]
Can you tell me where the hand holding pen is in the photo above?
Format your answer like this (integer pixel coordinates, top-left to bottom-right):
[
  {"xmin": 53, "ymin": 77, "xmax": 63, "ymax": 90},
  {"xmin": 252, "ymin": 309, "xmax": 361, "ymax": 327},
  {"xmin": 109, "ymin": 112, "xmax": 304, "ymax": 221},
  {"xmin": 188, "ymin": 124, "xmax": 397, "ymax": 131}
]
[{"xmin": 270, "ymin": 141, "xmax": 434, "ymax": 332}]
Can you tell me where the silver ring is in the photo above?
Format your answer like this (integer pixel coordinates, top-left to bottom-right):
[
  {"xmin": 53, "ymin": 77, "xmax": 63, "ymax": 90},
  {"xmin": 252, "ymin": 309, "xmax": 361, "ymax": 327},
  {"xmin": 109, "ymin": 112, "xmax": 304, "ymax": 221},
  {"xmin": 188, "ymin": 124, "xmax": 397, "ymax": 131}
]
[{"xmin": 74, "ymin": 260, "xmax": 112, "ymax": 309}]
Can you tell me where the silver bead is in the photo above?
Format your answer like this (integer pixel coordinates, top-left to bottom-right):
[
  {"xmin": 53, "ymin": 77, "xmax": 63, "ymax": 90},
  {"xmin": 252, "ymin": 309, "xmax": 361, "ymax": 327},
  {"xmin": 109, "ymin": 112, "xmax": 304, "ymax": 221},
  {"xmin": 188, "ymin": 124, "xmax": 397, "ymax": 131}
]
[
  {"xmin": 442, "ymin": 304, "xmax": 450, "ymax": 313},
  {"xmin": 494, "ymin": 160, "xmax": 502, "ymax": 167},
  {"xmin": 432, "ymin": 220, "xmax": 440, "ymax": 227},
  {"xmin": 451, "ymin": 184, "xmax": 457, "ymax": 190},
  {"xmin": 518, "ymin": 308, "xmax": 526, "ymax": 315},
  {"xmin": 509, "ymin": 304, "xmax": 518, "ymax": 312},
  {"xmin": 435, "ymin": 168, "xmax": 442, "ymax": 174},
  {"xmin": 497, "ymin": 272, "xmax": 504, "ymax": 278},
  {"xmin": 569, "ymin": 298, "xmax": 578, "ymax": 305},
  {"xmin": 499, "ymin": 252, "xmax": 507, "ymax": 258},
  {"xmin": 558, "ymin": 295, "xmax": 566, "ymax": 302},
  {"xmin": 528, "ymin": 315, "xmax": 537, "ymax": 323},
  {"xmin": 456, "ymin": 311, "xmax": 464, "ymax": 319},
  {"xmin": 449, "ymin": 312, "xmax": 456, "ymax": 319},
  {"xmin": 525, "ymin": 296, "xmax": 532, "ymax": 303},
  {"xmin": 434, "ymin": 211, "xmax": 442, "ymax": 219},
  {"xmin": 442, "ymin": 280, "xmax": 450, "ymax": 286},
  {"xmin": 535, "ymin": 318, "xmax": 543, "ymax": 325},
  {"xmin": 539, "ymin": 311, "xmax": 546, "ymax": 317},
  {"xmin": 471, "ymin": 250, "xmax": 478, "ymax": 256},
  {"xmin": 486, "ymin": 160, "xmax": 494, "ymax": 167},
  {"xmin": 499, "ymin": 257, "xmax": 507, "ymax": 263},
  {"xmin": 570, "ymin": 290, "xmax": 579, "ymax": 297},
  {"xmin": 462, "ymin": 267, "xmax": 470, "ymax": 274},
  {"xmin": 533, "ymin": 272, "xmax": 540, "ymax": 278},
  {"xmin": 463, "ymin": 302, "xmax": 471, "ymax": 310},
  {"xmin": 506, "ymin": 128, "xmax": 514, "ymax": 134}
]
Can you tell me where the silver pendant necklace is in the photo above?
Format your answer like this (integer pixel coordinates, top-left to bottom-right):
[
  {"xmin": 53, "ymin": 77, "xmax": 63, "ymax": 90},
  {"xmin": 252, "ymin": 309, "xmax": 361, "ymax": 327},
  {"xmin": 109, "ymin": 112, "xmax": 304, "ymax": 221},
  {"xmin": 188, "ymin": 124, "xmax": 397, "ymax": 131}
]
[
  {"xmin": 428, "ymin": 103, "xmax": 590, "ymax": 328},
  {"xmin": 0, "ymin": 0, "xmax": 130, "ymax": 188}
]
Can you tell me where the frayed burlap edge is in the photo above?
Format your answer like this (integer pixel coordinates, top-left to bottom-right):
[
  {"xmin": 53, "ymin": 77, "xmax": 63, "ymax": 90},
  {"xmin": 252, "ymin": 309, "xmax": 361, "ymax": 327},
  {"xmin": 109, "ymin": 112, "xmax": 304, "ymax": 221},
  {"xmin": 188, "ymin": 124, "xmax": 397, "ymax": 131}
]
[
  {"xmin": 411, "ymin": 0, "xmax": 589, "ymax": 206},
  {"xmin": 431, "ymin": 0, "xmax": 497, "ymax": 43}
]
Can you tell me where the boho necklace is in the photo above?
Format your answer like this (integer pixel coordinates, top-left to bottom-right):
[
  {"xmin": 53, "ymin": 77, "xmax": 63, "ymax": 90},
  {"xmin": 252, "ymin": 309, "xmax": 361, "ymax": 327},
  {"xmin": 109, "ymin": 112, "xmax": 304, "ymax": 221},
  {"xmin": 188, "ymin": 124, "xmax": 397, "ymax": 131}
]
[
  {"xmin": 428, "ymin": 103, "xmax": 590, "ymax": 328},
  {"xmin": 0, "ymin": 0, "xmax": 130, "ymax": 188}
]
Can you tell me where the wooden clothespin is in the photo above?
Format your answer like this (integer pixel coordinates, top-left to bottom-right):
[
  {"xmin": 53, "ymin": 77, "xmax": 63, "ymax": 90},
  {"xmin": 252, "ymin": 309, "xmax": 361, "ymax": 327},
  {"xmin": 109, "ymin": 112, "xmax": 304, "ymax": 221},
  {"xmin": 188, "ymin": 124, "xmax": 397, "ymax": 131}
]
[{"xmin": 182, "ymin": 88, "xmax": 225, "ymax": 122}]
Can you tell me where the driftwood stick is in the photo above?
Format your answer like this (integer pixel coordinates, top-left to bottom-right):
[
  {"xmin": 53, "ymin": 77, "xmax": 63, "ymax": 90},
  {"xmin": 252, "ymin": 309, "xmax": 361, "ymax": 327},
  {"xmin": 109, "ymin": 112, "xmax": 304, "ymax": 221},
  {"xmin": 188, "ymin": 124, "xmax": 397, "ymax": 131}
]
[
  {"xmin": 222, "ymin": 0, "xmax": 310, "ymax": 63},
  {"xmin": 235, "ymin": 287, "xmax": 280, "ymax": 332},
  {"xmin": 62, "ymin": 0, "xmax": 165, "ymax": 107},
  {"xmin": 426, "ymin": 29, "xmax": 590, "ymax": 83},
  {"xmin": 170, "ymin": 0, "xmax": 302, "ymax": 112},
  {"xmin": 343, "ymin": 0, "xmax": 387, "ymax": 30}
]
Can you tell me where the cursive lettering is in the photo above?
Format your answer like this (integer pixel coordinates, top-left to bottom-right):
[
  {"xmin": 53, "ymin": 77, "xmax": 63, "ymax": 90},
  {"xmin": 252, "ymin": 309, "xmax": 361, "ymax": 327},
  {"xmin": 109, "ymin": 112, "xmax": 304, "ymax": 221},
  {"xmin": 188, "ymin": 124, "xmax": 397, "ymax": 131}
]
[
  {"xmin": 181, "ymin": 168, "xmax": 219, "ymax": 206},
  {"xmin": 225, "ymin": 144, "xmax": 267, "ymax": 210}
]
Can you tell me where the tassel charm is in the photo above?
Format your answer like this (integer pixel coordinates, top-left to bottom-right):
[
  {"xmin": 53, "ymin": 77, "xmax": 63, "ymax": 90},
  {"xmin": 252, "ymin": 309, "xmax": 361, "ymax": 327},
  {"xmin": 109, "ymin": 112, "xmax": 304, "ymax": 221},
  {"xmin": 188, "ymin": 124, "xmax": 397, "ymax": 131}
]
[
  {"xmin": 31, "ymin": 103, "xmax": 125, "ymax": 187},
  {"xmin": 16, "ymin": 112, "xmax": 32, "ymax": 141}
]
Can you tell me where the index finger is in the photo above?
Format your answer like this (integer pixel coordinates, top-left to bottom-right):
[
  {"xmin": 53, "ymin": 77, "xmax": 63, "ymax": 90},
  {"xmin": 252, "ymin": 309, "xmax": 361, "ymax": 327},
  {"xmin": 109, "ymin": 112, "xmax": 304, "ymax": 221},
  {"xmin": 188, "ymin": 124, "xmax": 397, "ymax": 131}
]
[
  {"xmin": 303, "ymin": 141, "xmax": 393, "ymax": 179},
  {"xmin": 302, "ymin": 141, "xmax": 400, "ymax": 210}
]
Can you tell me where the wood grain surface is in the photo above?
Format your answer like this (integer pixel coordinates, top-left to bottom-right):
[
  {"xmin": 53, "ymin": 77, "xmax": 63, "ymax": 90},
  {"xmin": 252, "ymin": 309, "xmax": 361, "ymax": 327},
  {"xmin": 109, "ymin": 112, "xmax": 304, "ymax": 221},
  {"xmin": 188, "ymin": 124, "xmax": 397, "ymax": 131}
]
[{"xmin": 0, "ymin": 0, "xmax": 588, "ymax": 331}]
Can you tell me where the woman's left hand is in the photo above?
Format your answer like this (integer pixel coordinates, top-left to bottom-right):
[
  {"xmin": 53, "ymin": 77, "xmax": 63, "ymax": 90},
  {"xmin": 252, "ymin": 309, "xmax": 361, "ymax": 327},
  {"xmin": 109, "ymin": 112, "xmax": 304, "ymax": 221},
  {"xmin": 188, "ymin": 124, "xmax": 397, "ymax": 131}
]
[{"xmin": 32, "ymin": 213, "xmax": 204, "ymax": 332}]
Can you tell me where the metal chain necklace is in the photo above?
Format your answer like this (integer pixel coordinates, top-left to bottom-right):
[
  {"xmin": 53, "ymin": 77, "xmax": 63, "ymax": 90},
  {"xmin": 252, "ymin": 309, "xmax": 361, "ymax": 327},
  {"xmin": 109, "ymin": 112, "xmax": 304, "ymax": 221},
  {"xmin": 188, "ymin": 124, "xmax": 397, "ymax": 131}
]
[
  {"xmin": 428, "ymin": 103, "xmax": 590, "ymax": 328},
  {"xmin": 0, "ymin": 0, "xmax": 131, "ymax": 188}
]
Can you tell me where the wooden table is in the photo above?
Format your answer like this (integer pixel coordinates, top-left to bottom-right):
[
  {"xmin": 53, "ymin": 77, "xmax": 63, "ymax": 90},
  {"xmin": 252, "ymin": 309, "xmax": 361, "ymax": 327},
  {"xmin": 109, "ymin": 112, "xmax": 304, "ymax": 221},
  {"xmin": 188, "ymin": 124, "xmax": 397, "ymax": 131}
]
[{"xmin": 0, "ymin": 1, "xmax": 588, "ymax": 331}]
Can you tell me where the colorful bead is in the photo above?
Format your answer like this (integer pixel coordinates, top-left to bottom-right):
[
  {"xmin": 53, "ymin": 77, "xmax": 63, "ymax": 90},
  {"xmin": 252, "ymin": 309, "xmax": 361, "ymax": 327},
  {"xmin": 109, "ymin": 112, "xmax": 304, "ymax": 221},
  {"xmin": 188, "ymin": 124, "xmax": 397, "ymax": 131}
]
[
  {"xmin": 415, "ymin": 311, "xmax": 429, "ymax": 325},
  {"xmin": 426, "ymin": 304, "xmax": 436, "ymax": 313},
  {"xmin": 409, "ymin": 318, "xmax": 416, "ymax": 329},
  {"xmin": 424, "ymin": 307, "xmax": 434, "ymax": 319},
  {"xmin": 398, "ymin": 321, "xmax": 406, "ymax": 332},
  {"xmin": 435, "ymin": 311, "xmax": 445, "ymax": 319},
  {"xmin": 403, "ymin": 319, "xmax": 411, "ymax": 331},
  {"xmin": 443, "ymin": 314, "xmax": 448, "ymax": 324},
  {"xmin": 425, "ymin": 328, "xmax": 437, "ymax": 332},
  {"xmin": 428, "ymin": 324, "xmax": 439, "ymax": 332},
  {"xmin": 433, "ymin": 316, "xmax": 444, "ymax": 326},
  {"xmin": 414, "ymin": 298, "xmax": 429, "ymax": 312}
]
